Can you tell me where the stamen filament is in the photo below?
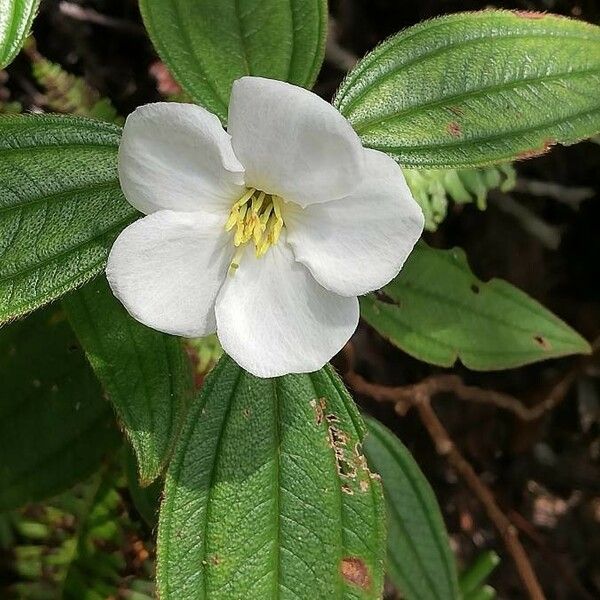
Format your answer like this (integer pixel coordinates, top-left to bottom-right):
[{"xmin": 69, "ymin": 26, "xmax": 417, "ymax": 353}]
[{"xmin": 228, "ymin": 245, "xmax": 245, "ymax": 275}]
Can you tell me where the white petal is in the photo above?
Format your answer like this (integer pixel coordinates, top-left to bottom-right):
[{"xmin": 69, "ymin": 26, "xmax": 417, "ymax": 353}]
[
  {"xmin": 106, "ymin": 210, "xmax": 233, "ymax": 337},
  {"xmin": 228, "ymin": 77, "xmax": 364, "ymax": 207},
  {"xmin": 119, "ymin": 102, "xmax": 245, "ymax": 215},
  {"xmin": 215, "ymin": 238, "xmax": 359, "ymax": 378},
  {"xmin": 285, "ymin": 149, "xmax": 424, "ymax": 296}
]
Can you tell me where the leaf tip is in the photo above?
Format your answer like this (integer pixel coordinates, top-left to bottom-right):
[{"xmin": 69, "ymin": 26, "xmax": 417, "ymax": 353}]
[{"xmin": 579, "ymin": 337, "xmax": 593, "ymax": 355}]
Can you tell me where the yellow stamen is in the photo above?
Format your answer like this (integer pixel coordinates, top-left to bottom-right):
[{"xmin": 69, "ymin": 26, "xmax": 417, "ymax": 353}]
[
  {"xmin": 251, "ymin": 191, "xmax": 265, "ymax": 214},
  {"xmin": 225, "ymin": 207, "xmax": 239, "ymax": 231},
  {"xmin": 235, "ymin": 187, "xmax": 255, "ymax": 208},
  {"xmin": 225, "ymin": 188, "xmax": 286, "ymax": 272},
  {"xmin": 233, "ymin": 203, "xmax": 248, "ymax": 246}
]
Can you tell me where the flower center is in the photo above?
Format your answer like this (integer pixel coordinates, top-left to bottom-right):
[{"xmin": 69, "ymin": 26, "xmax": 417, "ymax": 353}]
[{"xmin": 225, "ymin": 187, "xmax": 285, "ymax": 273}]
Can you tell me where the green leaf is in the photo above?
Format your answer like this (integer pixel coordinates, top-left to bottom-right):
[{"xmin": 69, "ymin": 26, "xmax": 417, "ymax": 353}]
[
  {"xmin": 157, "ymin": 356, "xmax": 386, "ymax": 599},
  {"xmin": 63, "ymin": 276, "xmax": 193, "ymax": 484},
  {"xmin": 465, "ymin": 587, "xmax": 496, "ymax": 600},
  {"xmin": 0, "ymin": 306, "xmax": 121, "ymax": 511},
  {"xmin": 334, "ymin": 10, "xmax": 600, "ymax": 168},
  {"xmin": 139, "ymin": 0, "xmax": 328, "ymax": 123},
  {"xmin": 0, "ymin": 0, "xmax": 40, "ymax": 69},
  {"xmin": 360, "ymin": 242, "xmax": 591, "ymax": 370},
  {"xmin": 61, "ymin": 468, "xmax": 142, "ymax": 599},
  {"xmin": 363, "ymin": 417, "xmax": 460, "ymax": 600},
  {"xmin": 0, "ymin": 115, "xmax": 136, "ymax": 324}
]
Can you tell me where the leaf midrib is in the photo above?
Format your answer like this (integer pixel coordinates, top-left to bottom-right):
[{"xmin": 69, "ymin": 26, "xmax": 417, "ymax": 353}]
[
  {"xmin": 0, "ymin": 178, "xmax": 124, "ymax": 216},
  {"xmin": 0, "ymin": 214, "xmax": 134, "ymax": 285},
  {"xmin": 381, "ymin": 277, "xmax": 578, "ymax": 346}
]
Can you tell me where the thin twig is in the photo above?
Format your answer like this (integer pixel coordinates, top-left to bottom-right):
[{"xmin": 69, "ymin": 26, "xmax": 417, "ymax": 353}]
[
  {"xmin": 490, "ymin": 191, "xmax": 562, "ymax": 250},
  {"xmin": 414, "ymin": 394, "xmax": 547, "ymax": 600},
  {"xmin": 325, "ymin": 19, "xmax": 359, "ymax": 71},
  {"xmin": 346, "ymin": 366, "xmax": 546, "ymax": 599},
  {"xmin": 345, "ymin": 336, "xmax": 599, "ymax": 421},
  {"xmin": 514, "ymin": 178, "xmax": 594, "ymax": 209},
  {"xmin": 58, "ymin": 2, "xmax": 144, "ymax": 35},
  {"xmin": 345, "ymin": 371, "xmax": 576, "ymax": 421}
]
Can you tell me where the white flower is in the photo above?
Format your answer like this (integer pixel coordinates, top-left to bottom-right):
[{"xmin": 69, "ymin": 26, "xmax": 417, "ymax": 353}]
[{"xmin": 106, "ymin": 76, "xmax": 424, "ymax": 378}]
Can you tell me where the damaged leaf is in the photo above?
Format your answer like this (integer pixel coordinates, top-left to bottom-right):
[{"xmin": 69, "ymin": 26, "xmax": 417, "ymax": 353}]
[
  {"xmin": 335, "ymin": 11, "xmax": 600, "ymax": 167},
  {"xmin": 361, "ymin": 242, "xmax": 591, "ymax": 370},
  {"xmin": 157, "ymin": 356, "xmax": 386, "ymax": 599}
]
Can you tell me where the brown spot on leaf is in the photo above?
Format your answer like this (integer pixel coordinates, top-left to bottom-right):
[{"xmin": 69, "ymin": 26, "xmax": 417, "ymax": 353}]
[
  {"xmin": 448, "ymin": 105, "xmax": 464, "ymax": 116},
  {"xmin": 326, "ymin": 413, "xmax": 340, "ymax": 425},
  {"xmin": 471, "ymin": 283, "xmax": 480, "ymax": 294},
  {"xmin": 517, "ymin": 139, "xmax": 556, "ymax": 160},
  {"xmin": 341, "ymin": 483, "xmax": 354, "ymax": 495},
  {"xmin": 341, "ymin": 557, "xmax": 371, "ymax": 589},
  {"xmin": 514, "ymin": 10, "xmax": 546, "ymax": 19},
  {"xmin": 321, "ymin": 405, "xmax": 379, "ymax": 494},
  {"xmin": 447, "ymin": 121, "xmax": 462, "ymax": 137},
  {"xmin": 534, "ymin": 335, "xmax": 551, "ymax": 350},
  {"xmin": 310, "ymin": 397, "xmax": 327, "ymax": 426}
]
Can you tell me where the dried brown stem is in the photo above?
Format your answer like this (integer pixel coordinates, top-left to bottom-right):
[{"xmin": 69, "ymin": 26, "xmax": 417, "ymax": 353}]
[
  {"xmin": 58, "ymin": 1, "xmax": 144, "ymax": 35},
  {"xmin": 345, "ymin": 334, "xmax": 599, "ymax": 421},
  {"xmin": 346, "ymin": 370, "xmax": 577, "ymax": 421},
  {"xmin": 344, "ymin": 337, "xmax": 598, "ymax": 599},
  {"xmin": 347, "ymin": 367, "xmax": 546, "ymax": 599},
  {"xmin": 414, "ymin": 393, "xmax": 547, "ymax": 600}
]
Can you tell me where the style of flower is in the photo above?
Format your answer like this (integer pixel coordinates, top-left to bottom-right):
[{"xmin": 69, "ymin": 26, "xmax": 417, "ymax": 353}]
[{"xmin": 107, "ymin": 76, "xmax": 424, "ymax": 377}]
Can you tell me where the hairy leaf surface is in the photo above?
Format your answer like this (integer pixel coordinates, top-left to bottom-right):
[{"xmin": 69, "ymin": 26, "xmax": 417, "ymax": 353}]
[
  {"xmin": 0, "ymin": 115, "xmax": 136, "ymax": 324},
  {"xmin": 63, "ymin": 276, "xmax": 193, "ymax": 484},
  {"xmin": 140, "ymin": 0, "xmax": 328, "ymax": 122},
  {"xmin": 158, "ymin": 357, "xmax": 386, "ymax": 599},
  {"xmin": 335, "ymin": 11, "xmax": 600, "ymax": 167}
]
